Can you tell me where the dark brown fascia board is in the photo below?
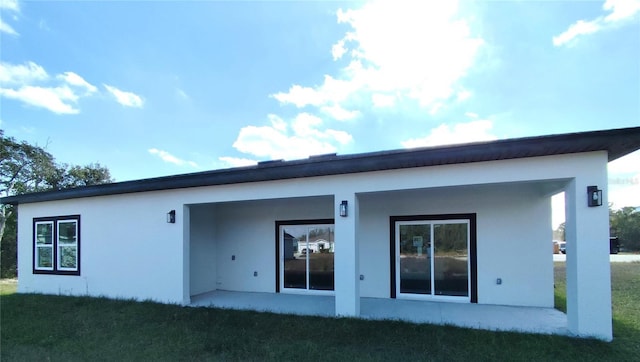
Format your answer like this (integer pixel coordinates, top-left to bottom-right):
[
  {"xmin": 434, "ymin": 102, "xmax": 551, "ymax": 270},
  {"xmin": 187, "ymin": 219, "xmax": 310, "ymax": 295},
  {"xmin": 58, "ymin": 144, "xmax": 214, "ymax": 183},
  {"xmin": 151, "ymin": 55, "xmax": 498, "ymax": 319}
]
[{"xmin": 2, "ymin": 126, "xmax": 640, "ymax": 205}]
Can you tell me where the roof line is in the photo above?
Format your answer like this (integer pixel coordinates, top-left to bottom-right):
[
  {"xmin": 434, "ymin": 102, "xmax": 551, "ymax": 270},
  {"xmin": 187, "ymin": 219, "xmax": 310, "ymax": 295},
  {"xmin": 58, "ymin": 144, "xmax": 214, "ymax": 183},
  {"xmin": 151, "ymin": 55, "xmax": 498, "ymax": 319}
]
[{"xmin": 3, "ymin": 126, "xmax": 640, "ymax": 205}]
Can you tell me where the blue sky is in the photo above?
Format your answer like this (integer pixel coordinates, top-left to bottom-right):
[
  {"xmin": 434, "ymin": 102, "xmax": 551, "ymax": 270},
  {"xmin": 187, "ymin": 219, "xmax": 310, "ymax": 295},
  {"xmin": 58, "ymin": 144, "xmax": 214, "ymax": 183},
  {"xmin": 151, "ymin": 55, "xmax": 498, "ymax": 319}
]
[{"xmin": 1, "ymin": 0, "xmax": 639, "ymax": 221}]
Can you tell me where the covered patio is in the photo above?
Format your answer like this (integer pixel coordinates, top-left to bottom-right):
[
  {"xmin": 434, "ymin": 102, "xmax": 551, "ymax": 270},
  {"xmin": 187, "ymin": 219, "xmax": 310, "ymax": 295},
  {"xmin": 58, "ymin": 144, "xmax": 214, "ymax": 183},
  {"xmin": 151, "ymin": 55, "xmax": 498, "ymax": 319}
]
[{"xmin": 190, "ymin": 290, "xmax": 570, "ymax": 337}]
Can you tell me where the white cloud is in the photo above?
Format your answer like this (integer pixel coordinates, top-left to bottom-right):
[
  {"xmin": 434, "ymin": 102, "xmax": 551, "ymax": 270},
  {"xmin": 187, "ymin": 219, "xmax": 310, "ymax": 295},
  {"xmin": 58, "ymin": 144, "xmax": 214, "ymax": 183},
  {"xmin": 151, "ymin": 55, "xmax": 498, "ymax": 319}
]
[
  {"xmin": 324, "ymin": 129, "xmax": 353, "ymax": 145},
  {"xmin": 0, "ymin": 18, "xmax": 18, "ymax": 35},
  {"xmin": 272, "ymin": 1, "xmax": 483, "ymax": 114},
  {"xmin": 104, "ymin": 84, "xmax": 144, "ymax": 108},
  {"xmin": 553, "ymin": 20, "xmax": 602, "ymax": 47},
  {"xmin": 0, "ymin": 0, "xmax": 20, "ymax": 12},
  {"xmin": 331, "ymin": 39, "xmax": 348, "ymax": 60},
  {"xmin": 0, "ymin": 0, "xmax": 20, "ymax": 35},
  {"xmin": 218, "ymin": 157, "xmax": 257, "ymax": 168},
  {"xmin": 0, "ymin": 85, "xmax": 80, "ymax": 114},
  {"xmin": 231, "ymin": 1, "xmax": 482, "ymax": 164},
  {"xmin": 230, "ymin": 113, "xmax": 353, "ymax": 160},
  {"xmin": 0, "ymin": 61, "xmax": 142, "ymax": 113},
  {"xmin": 371, "ymin": 93, "xmax": 395, "ymax": 108},
  {"xmin": 456, "ymin": 89, "xmax": 472, "ymax": 102},
  {"xmin": 553, "ymin": 0, "xmax": 640, "ymax": 46},
  {"xmin": 464, "ymin": 112, "xmax": 479, "ymax": 118},
  {"xmin": 57, "ymin": 72, "xmax": 97, "ymax": 94},
  {"xmin": 272, "ymin": 84, "xmax": 325, "ymax": 107},
  {"xmin": 604, "ymin": 0, "xmax": 640, "ymax": 22},
  {"xmin": 0, "ymin": 61, "xmax": 102, "ymax": 114},
  {"xmin": 268, "ymin": 114, "xmax": 287, "ymax": 132},
  {"xmin": 292, "ymin": 113, "xmax": 323, "ymax": 136},
  {"xmin": 428, "ymin": 102, "xmax": 444, "ymax": 115},
  {"xmin": 321, "ymin": 104, "xmax": 360, "ymax": 121},
  {"xmin": 401, "ymin": 119, "xmax": 497, "ymax": 148},
  {"xmin": 0, "ymin": 61, "xmax": 48, "ymax": 85},
  {"xmin": 148, "ymin": 148, "xmax": 198, "ymax": 168}
]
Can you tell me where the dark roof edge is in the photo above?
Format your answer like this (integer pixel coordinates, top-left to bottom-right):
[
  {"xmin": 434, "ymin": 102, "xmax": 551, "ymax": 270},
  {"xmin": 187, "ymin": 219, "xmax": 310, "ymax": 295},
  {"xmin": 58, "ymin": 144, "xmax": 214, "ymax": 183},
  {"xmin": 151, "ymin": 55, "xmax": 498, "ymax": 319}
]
[{"xmin": 3, "ymin": 126, "xmax": 640, "ymax": 205}]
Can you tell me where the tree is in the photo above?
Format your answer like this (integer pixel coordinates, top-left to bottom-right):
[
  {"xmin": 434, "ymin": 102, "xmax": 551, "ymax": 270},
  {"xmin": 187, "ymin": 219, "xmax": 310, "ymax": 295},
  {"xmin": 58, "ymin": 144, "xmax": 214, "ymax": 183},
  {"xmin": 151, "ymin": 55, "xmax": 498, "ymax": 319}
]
[
  {"xmin": 0, "ymin": 208, "xmax": 17, "ymax": 278},
  {"xmin": 1, "ymin": 131, "xmax": 114, "ymax": 277},
  {"xmin": 47, "ymin": 163, "xmax": 113, "ymax": 190},
  {"xmin": 0, "ymin": 131, "xmax": 58, "ymax": 240},
  {"xmin": 553, "ymin": 222, "xmax": 565, "ymax": 241},
  {"xmin": 610, "ymin": 206, "xmax": 640, "ymax": 251}
]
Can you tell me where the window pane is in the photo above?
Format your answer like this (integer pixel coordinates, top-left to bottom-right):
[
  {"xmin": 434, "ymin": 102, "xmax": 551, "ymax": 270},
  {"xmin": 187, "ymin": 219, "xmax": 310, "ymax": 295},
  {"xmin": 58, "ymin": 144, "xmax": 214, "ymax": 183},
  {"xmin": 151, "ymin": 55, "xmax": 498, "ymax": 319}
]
[
  {"xmin": 36, "ymin": 223, "xmax": 53, "ymax": 245},
  {"xmin": 59, "ymin": 246, "xmax": 77, "ymax": 269},
  {"xmin": 399, "ymin": 224, "xmax": 431, "ymax": 294},
  {"xmin": 283, "ymin": 226, "xmax": 307, "ymax": 289},
  {"xmin": 308, "ymin": 226, "xmax": 334, "ymax": 290},
  {"xmin": 434, "ymin": 223, "xmax": 468, "ymax": 297},
  {"xmin": 58, "ymin": 221, "xmax": 77, "ymax": 244},
  {"xmin": 37, "ymin": 246, "xmax": 53, "ymax": 268}
]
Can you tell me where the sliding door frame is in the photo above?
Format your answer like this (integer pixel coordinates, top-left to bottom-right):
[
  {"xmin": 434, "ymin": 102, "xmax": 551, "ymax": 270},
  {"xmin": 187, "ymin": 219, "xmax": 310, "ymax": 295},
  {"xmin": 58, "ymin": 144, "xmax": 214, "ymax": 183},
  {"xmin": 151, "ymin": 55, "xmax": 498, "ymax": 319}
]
[
  {"xmin": 390, "ymin": 214, "xmax": 477, "ymax": 303},
  {"xmin": 275, "ymin": 219, "xmax": 335, "ymax": 293}
]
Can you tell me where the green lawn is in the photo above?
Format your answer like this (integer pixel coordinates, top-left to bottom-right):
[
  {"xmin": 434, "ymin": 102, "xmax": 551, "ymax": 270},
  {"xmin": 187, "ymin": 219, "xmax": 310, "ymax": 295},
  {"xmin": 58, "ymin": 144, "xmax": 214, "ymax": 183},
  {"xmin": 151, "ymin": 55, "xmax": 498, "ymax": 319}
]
[{"xmin": 1, "ymin": 263, "xmax": 638, "ymax": 361}]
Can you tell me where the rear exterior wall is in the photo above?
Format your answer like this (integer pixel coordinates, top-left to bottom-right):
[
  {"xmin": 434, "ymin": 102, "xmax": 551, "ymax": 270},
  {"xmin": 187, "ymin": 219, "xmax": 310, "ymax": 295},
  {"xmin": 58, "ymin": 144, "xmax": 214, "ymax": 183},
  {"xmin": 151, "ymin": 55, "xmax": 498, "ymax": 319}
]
[{"xmin": 16, "ymin": 152, "xmax": 600, "ymax": 307}]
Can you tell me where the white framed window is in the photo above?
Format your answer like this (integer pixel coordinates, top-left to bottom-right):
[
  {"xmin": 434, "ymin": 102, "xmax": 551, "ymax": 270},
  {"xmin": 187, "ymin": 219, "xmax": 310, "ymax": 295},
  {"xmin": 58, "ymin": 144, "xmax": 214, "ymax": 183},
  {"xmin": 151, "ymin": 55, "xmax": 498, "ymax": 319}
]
[
  {"xmin": 34, "ymin": 221, "xmax": 54, "ymax": 271},
  {"xmin": 57, "ymin": 220, "xmax": 78, "ymax": 271},
  {"xmin": 33, "ymin": 215, "xmax": 80, "ymax": 275}
]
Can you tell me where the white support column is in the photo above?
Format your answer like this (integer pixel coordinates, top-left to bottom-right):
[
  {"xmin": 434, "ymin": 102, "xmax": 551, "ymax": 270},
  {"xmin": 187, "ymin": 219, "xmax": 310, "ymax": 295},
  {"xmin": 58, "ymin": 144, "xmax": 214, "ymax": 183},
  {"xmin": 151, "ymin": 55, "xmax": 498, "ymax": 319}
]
[
  {"xmin": 334, "ymin": 193, "xmax": 360, "ymax": 317},
  {"xmin": 565, "ymin": 176, "xmax": 612, "ymax": 341},
  {"xmin": 182, "ymin": 205, "xmax": 191, "ymax": 306}
]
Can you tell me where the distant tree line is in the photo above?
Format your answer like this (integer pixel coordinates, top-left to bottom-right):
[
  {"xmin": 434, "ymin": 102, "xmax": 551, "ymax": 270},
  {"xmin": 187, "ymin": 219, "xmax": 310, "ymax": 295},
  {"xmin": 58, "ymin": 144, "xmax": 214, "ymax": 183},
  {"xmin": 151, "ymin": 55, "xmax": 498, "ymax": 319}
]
[
  {"xmin": 554, "ymin": 206, "xmax": 640, "ymax": 251},
  {"xmin": 1, "ymin": 131, "xmax": 113, "ymax": 278},
  {"xmin": 610, "ymin": 207, "xmax": 640, "ymax": 251}
]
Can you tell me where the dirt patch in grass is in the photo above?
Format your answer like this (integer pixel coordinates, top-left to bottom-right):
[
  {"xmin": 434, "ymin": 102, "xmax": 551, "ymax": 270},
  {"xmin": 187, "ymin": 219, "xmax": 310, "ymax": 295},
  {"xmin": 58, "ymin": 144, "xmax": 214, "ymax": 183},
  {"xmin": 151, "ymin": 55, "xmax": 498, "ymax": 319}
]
[{"xmin": 0, "ymin": 278, "xmax": 17, "ymax": 296}]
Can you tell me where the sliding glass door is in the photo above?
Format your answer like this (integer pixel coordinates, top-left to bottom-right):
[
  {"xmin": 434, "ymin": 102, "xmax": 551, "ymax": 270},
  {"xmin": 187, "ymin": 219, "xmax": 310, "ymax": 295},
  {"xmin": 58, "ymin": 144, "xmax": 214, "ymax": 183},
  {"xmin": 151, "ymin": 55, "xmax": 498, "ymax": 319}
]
[
  {"xmin": 395, "ymin": 218, "xmax": 470, "ymax": 301},
  {"xmin": 280, "ymin": 223, "xmax": 335, "ymax": 293}
]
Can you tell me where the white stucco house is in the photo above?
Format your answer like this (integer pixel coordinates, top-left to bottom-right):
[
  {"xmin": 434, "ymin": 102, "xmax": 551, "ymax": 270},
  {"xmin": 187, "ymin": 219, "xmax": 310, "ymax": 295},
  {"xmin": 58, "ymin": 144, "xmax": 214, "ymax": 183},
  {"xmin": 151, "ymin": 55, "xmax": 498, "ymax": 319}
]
[{"xmin": 3, "ymin": 127, "xmax": 640, "ymax": 341}]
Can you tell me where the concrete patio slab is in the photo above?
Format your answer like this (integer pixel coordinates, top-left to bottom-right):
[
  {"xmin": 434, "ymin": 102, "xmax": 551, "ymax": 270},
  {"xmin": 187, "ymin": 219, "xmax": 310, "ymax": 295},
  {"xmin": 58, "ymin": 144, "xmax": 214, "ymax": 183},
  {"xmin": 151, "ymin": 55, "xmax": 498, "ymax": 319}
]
[
  {"xmin": 190, "ymin": 291, "xmax": 570, "ymax": 337},
  {"xmin": 191, "ymin": 290, "xmax": 335, "ymax": 317}
]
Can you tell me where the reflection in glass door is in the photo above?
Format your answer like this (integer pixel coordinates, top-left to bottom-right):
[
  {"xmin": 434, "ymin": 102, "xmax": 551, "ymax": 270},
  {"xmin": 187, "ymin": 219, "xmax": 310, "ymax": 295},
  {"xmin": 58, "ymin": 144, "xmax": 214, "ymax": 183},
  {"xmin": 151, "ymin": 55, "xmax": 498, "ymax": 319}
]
[
  {"xmin": 434, "ymin": 223, "xmax": 468, "ymax": 296},
  {"xmin": 308, "ymin": 226, "xmax": 334, "ymax": 290},
  {"xmin": 396, "ymin": 219, "xmax": 470, "ymax": 300},
  {"xmin": 281, "ymin": 223, "xmax": 335, "ymax": 292},
  {"xmin": 399, "ymin": 224, "xmax": 431, "ymax": 294},
  {"xmin": 283, "ymin": 226, "xmax": 307, "ymax": 289}
]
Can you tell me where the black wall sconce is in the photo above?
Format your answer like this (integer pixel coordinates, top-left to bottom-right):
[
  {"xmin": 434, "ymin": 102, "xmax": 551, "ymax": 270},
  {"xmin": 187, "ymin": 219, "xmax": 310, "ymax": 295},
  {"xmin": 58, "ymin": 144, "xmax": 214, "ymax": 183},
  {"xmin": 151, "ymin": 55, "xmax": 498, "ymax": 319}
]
[
  {"xmin": 587, "ymin": 186, "xmax": 603, "ymax": 207},
  {"xmin": 167, "ymin": 210, "xmax": 176, "ymax": 223},
  {"xmin": 339, "ymin": 200, "xmax": 348, "ymax": 217}
]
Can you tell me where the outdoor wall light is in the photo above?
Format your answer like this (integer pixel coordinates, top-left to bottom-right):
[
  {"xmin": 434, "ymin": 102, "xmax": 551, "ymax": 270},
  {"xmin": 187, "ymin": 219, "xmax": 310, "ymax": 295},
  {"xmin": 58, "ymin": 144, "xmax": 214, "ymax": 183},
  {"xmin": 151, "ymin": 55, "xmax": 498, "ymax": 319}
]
[
  {"xmin": 587, "ymin": 186, "xmax": 603, "ymax": 207},
  {"xmin": 339, "ymin": 200, "xmax": 348, "ymax": 217},
  {"xmin": 167, "ymin": 210, "xmax": 176, "ymax": 223}
]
